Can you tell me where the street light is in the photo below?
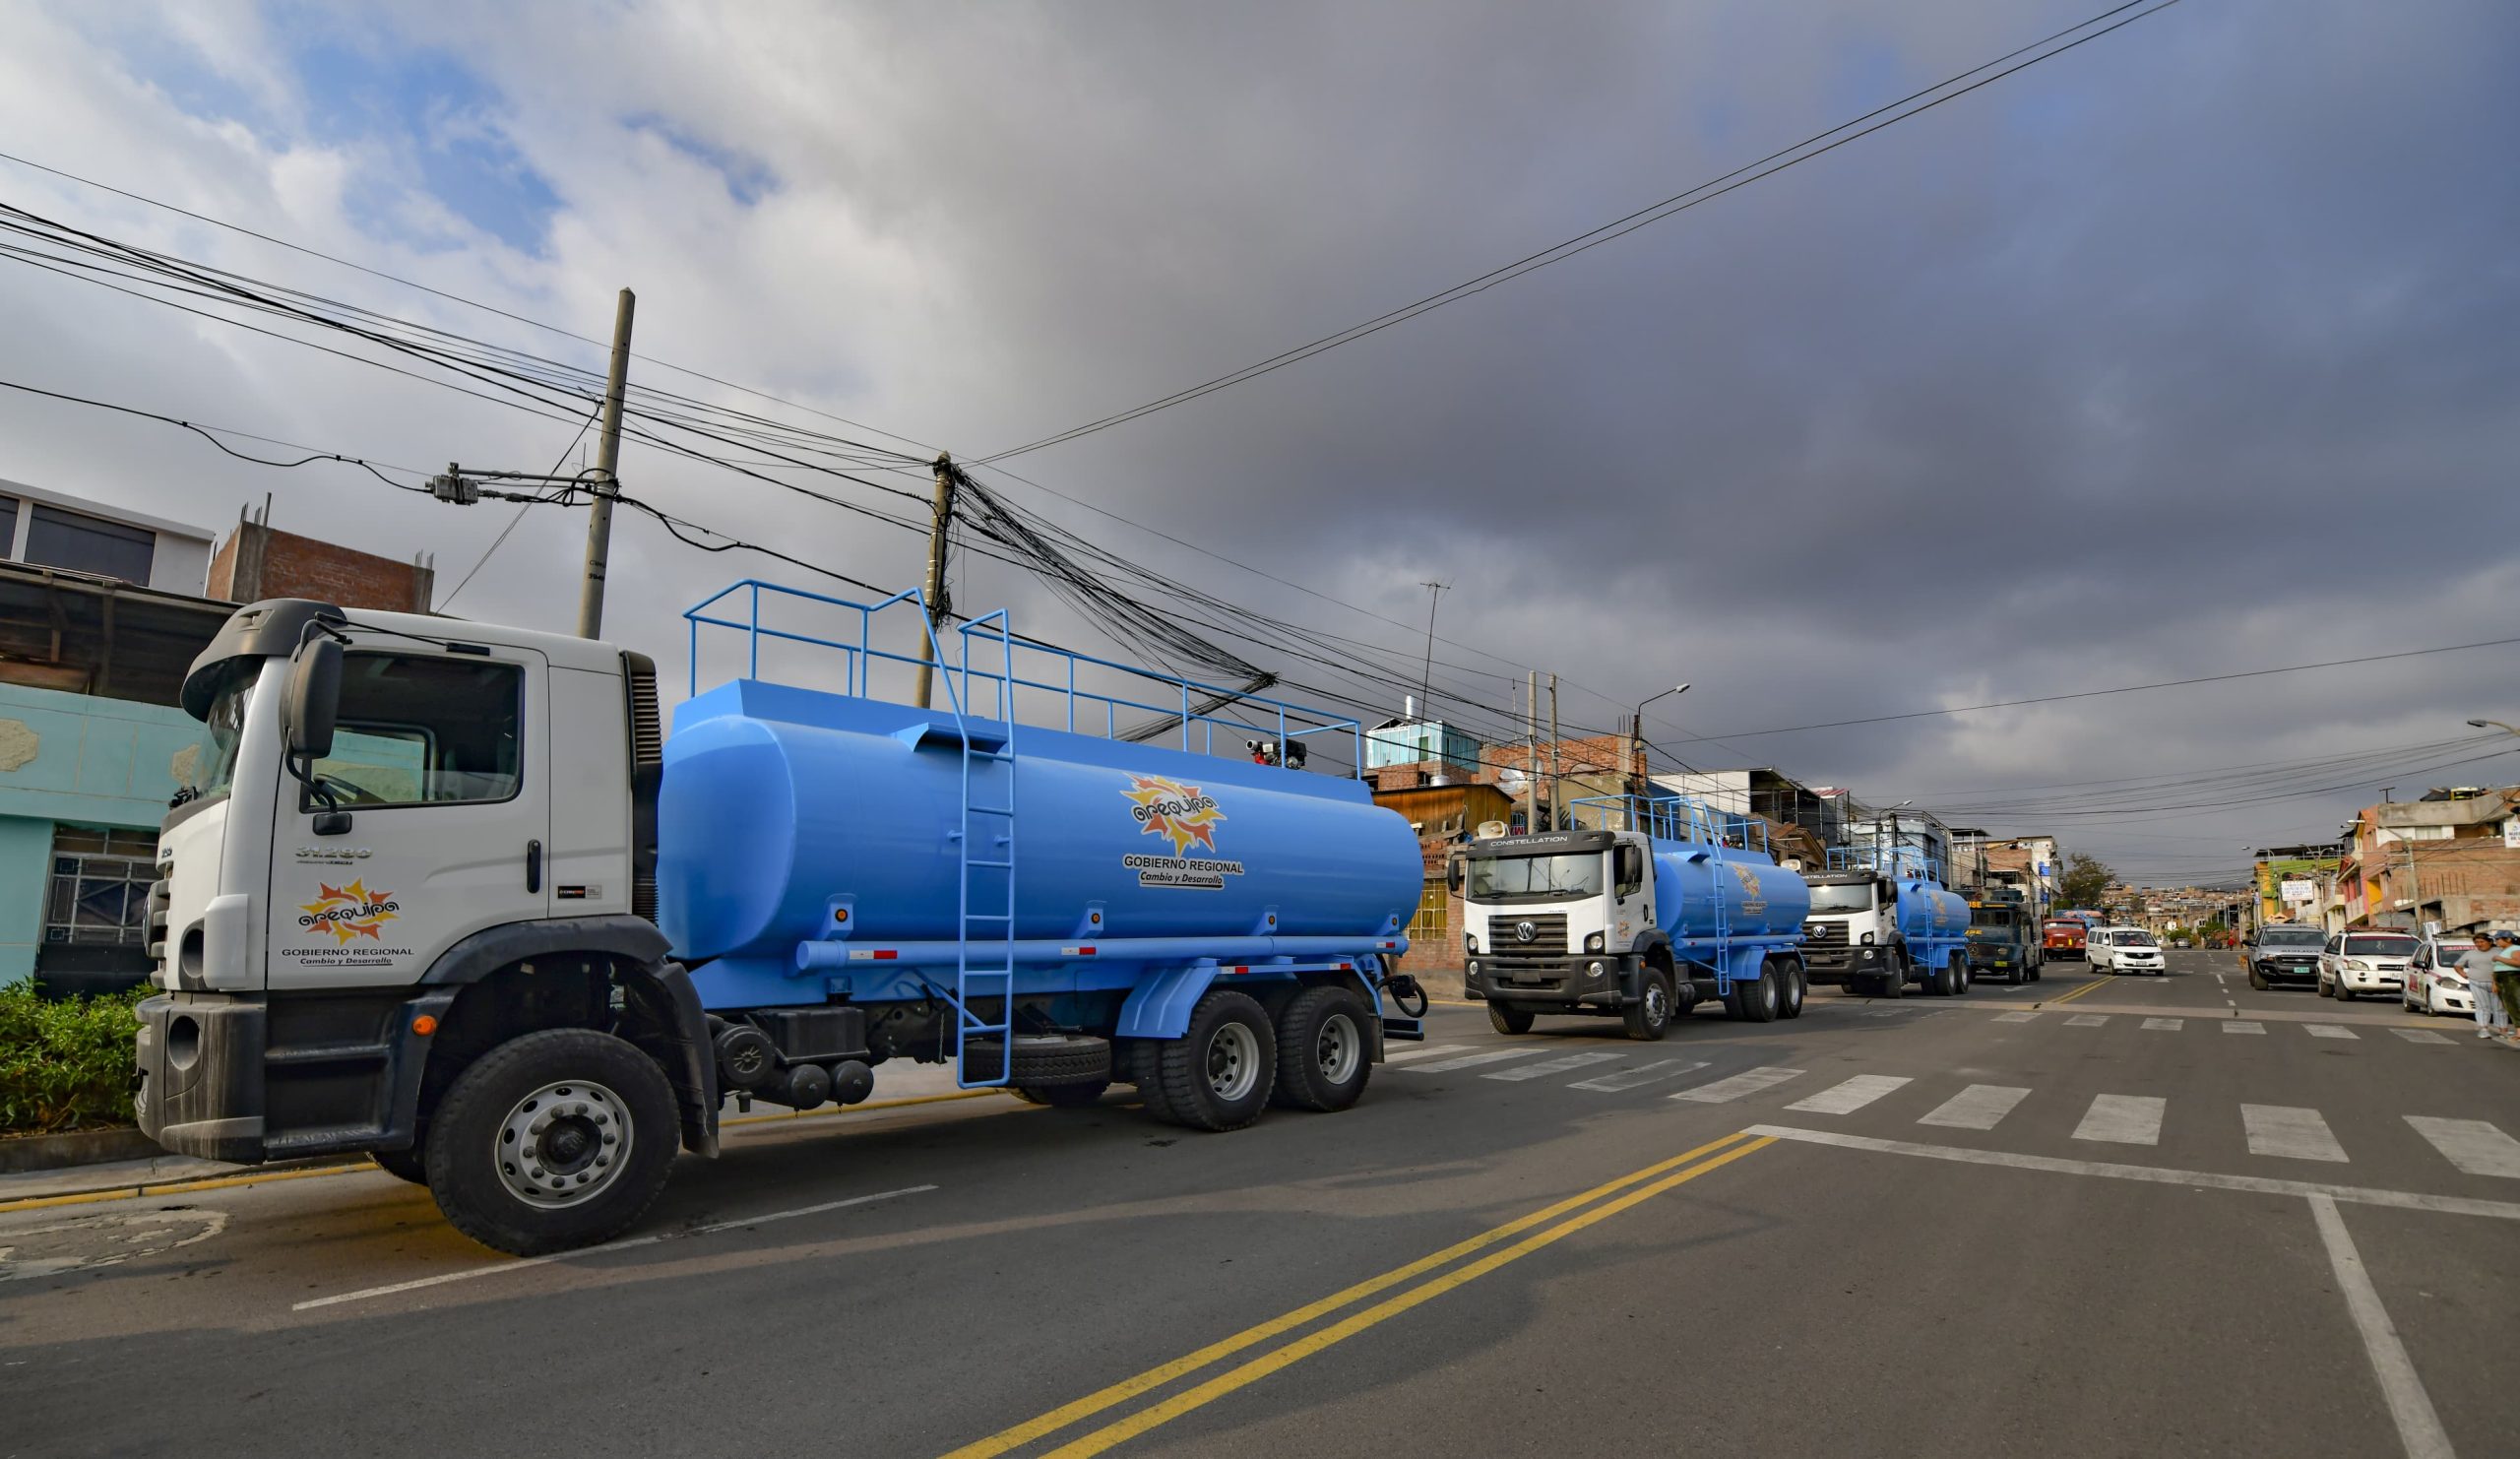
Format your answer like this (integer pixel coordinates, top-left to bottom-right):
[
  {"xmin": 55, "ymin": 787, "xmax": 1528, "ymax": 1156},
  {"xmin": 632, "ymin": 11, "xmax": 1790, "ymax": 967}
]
[
  {"xmin": 1630, "ymin": 683, "xmax": 1690, "ymax": 803},
  {"xmin": 2468, "ymin": 718, "xmax": 2518, "ymax": 735}
]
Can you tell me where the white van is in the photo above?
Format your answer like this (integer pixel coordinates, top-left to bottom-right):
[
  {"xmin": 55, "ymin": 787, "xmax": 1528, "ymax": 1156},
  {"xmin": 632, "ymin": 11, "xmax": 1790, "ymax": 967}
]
[{"xmin": 2089, "ymin": 926, "xmax": 2165, "ymax": 976}]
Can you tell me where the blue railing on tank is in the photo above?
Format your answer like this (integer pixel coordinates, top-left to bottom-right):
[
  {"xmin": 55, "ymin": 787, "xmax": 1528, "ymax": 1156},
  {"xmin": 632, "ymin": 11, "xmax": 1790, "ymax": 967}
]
[
  {"xmin": 1827, "ymin": 846, "xmax": 1945, "ymax": 882},
  {"xmin": 1565, "ymin": 793, "xmax": 1772, "ymax": 856},
  {"xmin": 682, "ymin": 580, "xmax": 1367, "ymax": 777}
]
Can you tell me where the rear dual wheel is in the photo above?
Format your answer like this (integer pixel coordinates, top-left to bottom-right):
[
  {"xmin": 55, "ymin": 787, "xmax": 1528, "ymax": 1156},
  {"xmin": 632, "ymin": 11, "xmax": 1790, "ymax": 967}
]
[
  {"xmin": 1726, "ymin": 964, "xmax": 1781, "ymax": 1025},
  {"xmin": 1776, "ymin": 960, "xmax": 1807, "ymax": 1020},
  {"xmin": 1152, "ymin": 990, "xmax": 1276, "ymax": 1131},
  {"xmin": 1272, "ymin": 985, "xmax": 1372, "ymax": 1112}
]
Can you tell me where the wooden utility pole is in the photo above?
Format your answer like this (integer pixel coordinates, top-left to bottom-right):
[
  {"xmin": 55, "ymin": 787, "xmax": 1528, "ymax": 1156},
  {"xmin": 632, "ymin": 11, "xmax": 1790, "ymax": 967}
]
[
  {"xmin": 1547, "ymin": 673, "xmax": 1561, "ymax": 833},
  {"xmin": 575, "ymin": 287, "xmax": 635, "ymax": 638},
  {"xmin": 1524, "ymin": 669, "xmax": 1539, "ymax": 835},
  {"xmin": 914, "ymin": 452, "xmax": 961, "ymax": 709}
]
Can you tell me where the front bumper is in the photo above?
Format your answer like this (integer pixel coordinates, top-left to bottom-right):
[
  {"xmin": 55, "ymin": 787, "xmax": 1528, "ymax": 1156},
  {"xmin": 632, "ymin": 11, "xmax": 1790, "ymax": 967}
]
[
  {"xmin": 1801, "ymin": 945, "xmax": 1887, "ymax": 985},
  {"xmin": 1466, "ymin": 953, "xmax": 1632, "ymax": 1006},
  {"xmin": 2335, "ymin": 966, "xmax": 2405, "ymax": 993},
  {"xmin": 2252, "ymin": 960, "xmax": 2318, "ymax": 983},
  {"xmin": 134, "ymin": 992, "xmax": 270, "ymax": 1163},
  {"xmin": 2115, "ymin": 958, "xmax": 2164, "ymax": 973}
]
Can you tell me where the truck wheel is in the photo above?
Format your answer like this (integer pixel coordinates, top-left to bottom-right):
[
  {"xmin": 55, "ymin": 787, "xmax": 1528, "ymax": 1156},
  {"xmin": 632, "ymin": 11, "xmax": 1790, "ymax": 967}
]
[
  {"xmin": 1488, "ymin": 1001, "xmax": 1535, "ymax": 1036},
  {"xmin": 1942, "ymin": 956, "xmax": 1967, "ymax": 997},
  {"xmin": 1272, "ymin": 985, "xmax": 1373, "ymax": 1112},
  {"xmin": 422, "ymin": 1029, "xmax": 678, "ymax": 1257},
  {"xmin": 1623, "ymin": 969, "xmax": 1673, "ymax": 1041},
  {"xmin": 1776, "ymin": 960, "xmax": 1806, "ymax": 1020},
  {"xmin": 1154, "ymin": 991, "xmax": 1276, "ymax": 1131},
  {"xmin": 369, "ymin": 1145, "xmax": 427, "ymax": 1185},
  {"xmin": 1123, "ymin": 1040, "xmax": 1178, "ymax": 1122},
  {"xmin": 1878, "ymin": 961, "xmax": 1905, "ymax": 999},
  {"xmin": 1012, "ymin": 1081, "xmax": 1111, "ymax": 1108},
  {"xmin": 1730, "ymin": 965, "xmax": 1780, "ymax": 1024}
]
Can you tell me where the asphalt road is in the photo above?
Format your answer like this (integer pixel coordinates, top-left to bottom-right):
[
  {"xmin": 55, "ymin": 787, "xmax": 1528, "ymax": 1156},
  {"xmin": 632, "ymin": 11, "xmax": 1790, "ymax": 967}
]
[{"xmin": 7, "ymin": 950, "xmax": 2517, "ymax": 1458}]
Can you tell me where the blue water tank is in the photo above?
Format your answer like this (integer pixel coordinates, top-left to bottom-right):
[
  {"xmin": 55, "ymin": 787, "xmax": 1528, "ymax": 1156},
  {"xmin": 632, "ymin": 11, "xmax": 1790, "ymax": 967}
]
[
  {"xmin": 659, "ymin": 680, "xmax": 1421, "ymax": 964},
  {"xmin": 1892, "ymin": 881, "xmax": 1970, "ymax": 944},
  {"xmin": 1651, "ymin": 849, "xmax": 1813, "ymax": 947}
]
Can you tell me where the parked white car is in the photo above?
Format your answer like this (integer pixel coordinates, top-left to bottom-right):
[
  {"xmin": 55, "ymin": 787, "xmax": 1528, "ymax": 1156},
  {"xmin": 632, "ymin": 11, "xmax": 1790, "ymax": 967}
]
[
  {"xmin": 2402, "ymin": 939, "xmax": 2477, "ymax": 1017},
  {"xmin": 2318, "ymin": 930, "xmax": 2418, "ymax": 1001},
  {"xmin": 2089, "ymin": 926, "xmax": 2165, "ymax": 976}
]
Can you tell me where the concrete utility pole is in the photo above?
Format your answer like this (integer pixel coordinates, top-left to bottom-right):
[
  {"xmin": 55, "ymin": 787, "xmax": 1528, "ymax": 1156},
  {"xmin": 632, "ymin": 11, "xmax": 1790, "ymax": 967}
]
[
  {"xmin": 1524, "ymin": 669, "xmax": 1540, "ymax": 835},
  {"xmin": 1417, "ymin": 581, "xmax": 1449, "ymax": 711},
  {"xmin": 1547, "ymin": 673, "xmax": 1561, "ymax": 835},
  {"xmin": 576, "ymin": 287, "xmax": 635, "ymax": 640},
  {"xmin": 914, "ymin": 452, "xmax": 961, "ymax": 710}
]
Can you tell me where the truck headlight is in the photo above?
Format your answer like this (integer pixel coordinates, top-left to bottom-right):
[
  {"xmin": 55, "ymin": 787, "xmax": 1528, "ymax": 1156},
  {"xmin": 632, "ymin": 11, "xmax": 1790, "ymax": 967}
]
[
  {"xmin": 1464, "ymin": 933, "xmax": 1479, "ymax": 955},
  {"xmin": 1860, "ymin": 931, "xmax": 1875, "ymax": 945},
  {"xmin": 1585, "ymin": 931, "xmax": 1605, "ymax": 954}
]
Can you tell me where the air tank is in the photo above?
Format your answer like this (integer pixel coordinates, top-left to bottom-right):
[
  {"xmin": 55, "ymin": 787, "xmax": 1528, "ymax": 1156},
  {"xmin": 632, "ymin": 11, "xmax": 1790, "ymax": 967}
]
[
  {"xmin": 658, "ymin": 679, "xmax": 1421, "ymax": 966},
  {"xmin": 1650, "ymin": 848, "xmax": 1813, "ymax": 947},
  {"xmin": 1891, "ymin": 879, "xmax": 1970, "ymax": 944}
]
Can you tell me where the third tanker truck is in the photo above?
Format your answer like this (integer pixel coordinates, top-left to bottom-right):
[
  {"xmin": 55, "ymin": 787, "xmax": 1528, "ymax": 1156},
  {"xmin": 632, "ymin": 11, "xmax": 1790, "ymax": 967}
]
[
  {"xmin": 131, "ymin": 580, "xmax": 1425, "ymax": 1255},
  {"xmin": 1797, "ymin": 846, "xmax": 1974, "ymax": 997}
]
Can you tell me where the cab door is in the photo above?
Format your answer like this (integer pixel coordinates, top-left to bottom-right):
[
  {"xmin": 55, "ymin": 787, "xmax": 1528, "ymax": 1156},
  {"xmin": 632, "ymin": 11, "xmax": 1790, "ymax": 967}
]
[
  {"xmin": 265, "ymin": 640, "xmax": 549, "ymax": 989},
  {"xmin": 1610, "ymin": 842, "xmax": 1652, "ymax": 952}
]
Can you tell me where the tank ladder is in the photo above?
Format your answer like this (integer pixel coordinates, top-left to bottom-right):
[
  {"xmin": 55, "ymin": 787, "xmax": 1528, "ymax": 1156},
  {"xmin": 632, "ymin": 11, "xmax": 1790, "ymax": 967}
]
[{"xmin": 952, "ymin": 610, "xmax": 1019, "ymax": 1088}]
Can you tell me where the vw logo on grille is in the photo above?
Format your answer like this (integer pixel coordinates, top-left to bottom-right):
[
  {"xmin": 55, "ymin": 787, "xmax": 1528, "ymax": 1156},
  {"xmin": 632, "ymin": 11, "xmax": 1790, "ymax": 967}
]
[{"xmin": 1514, "ymin": 920, "xmax": 1538, "ymax": 944}]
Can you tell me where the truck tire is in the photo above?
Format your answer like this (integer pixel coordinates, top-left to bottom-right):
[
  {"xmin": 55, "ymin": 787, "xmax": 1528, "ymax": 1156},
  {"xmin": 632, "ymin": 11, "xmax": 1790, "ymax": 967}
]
[
  {"xmin": 1775, "ymin": 960, "xmax": 1806, "ymax": 1020},
  {"xmin": 369, "ymin": 1145, "xmax": 427, "ymax": 1185},
  {"xmin": 1153, "ymin": 990, "xmax": 1276, "ymax": 1131},
  {"xmin": 422, "ymin": 1028, "xmax": 678, "ymax": 1256},
  {"xmin": 1488, "ymin": 1002, "xmax": 1535, "ymax": 1036},
  {"xmin": 1623, "ymin": 969, "xmax": 1673, "ymax": 1041},
  {"xmin": 1939, "ymin": 956, "xmax": 1966, "ymax": 997},
  {"xmin": 963, "ymin": 1035, "xmax": 1111, "ymax": 1087},
  {"xmin": 1012, "ymin": 1081, "xmax": 1112, "ymax": 1108},
  {"xmin": 1729, "ymin": 964, "xmax": 1780, "ymax": 1024},
  {"xmin": 1272, "ymin": 985, "xmax": 1373, "ymax": 1112},
  {"xmin": 1123, "ymin": 1040, "xmax": 1177, "ymax": 1122}
]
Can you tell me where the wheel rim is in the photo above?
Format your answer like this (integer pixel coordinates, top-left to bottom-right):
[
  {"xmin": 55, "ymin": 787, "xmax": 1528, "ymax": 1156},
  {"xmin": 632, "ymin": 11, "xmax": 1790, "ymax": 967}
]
[
  {"xmin": 1207, "ymin": 1021, "xmax": 1262, "ymax": 1102},
  {"xmin": 1753, "ymin": 975, "xmax": 1775, "ymax": 1016},
  {"xmin": 1647, "ymin": 982, "xmax": 1670, "ymax": 1027},
  {"xmin": 1315, "ymin": 1012, "xmax": 1361, "ymax": 1085},
  {"xmin": 494, "ymin": 1079, "xmax": 631, "ymax": 1209}
]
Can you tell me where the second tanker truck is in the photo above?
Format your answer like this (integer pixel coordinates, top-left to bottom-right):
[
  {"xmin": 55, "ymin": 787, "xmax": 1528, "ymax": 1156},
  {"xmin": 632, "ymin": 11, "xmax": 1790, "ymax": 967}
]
[
  {"xmin": 1797, "ymin": 846, "xmax": 1974, "ymax": 996},
  {"xmin": 131, "ymin": 580, "xmax": 1425, "ymax": 1255},
  {"xmin": 1459, "ymin": 795, "xmax": 1813, "ymax": 1038}
]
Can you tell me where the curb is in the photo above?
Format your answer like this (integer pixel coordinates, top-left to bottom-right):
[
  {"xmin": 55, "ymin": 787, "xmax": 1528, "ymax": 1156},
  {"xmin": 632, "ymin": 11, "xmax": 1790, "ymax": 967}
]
[{"xmin": 0, "ymin": 1126, "xmax": 162, "ymax": 1174}]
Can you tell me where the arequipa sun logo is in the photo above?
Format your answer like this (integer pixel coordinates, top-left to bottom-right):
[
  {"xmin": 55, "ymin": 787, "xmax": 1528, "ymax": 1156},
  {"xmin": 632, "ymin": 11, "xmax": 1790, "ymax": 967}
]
[
  {"xmin": 1123, "ymin": 774, "xmax": 1226, "ymax": 856},
  {"xmin": 297, "ymin": 879, "xmax": 401, "ymax": 944}
]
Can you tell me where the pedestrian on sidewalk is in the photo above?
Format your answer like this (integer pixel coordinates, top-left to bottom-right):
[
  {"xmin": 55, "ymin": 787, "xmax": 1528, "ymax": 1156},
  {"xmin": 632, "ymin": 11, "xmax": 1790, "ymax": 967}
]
[
  {"xmin": 2460, "ymin": 932, "xmax": 2505, "ymax": 1039},
  {"xmin": 2493, "ymin": 932, "xmax": 2520, "ymax": 1046}
]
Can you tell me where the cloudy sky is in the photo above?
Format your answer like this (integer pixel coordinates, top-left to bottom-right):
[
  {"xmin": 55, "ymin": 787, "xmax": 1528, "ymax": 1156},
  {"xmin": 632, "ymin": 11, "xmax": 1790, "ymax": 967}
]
[{"xmin": 2, "ymin": 0, "xmax": 2514, "ymax": 887}]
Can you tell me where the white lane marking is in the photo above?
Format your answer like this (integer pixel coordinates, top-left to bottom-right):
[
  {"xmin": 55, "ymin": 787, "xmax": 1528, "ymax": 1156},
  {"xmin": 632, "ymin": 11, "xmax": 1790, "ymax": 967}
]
[
  {"xmin": 292, "ymin": 1184, "xmax": 934, "ymax": 1311},
  {"xmin": 2142, "ymin": 1017, "xmax": 2184, "ymax": 1031},
  {"xmin": 2073, "ymin": 1094, "xmax": 2165, "ymax": 1147},
  {"xmin": 1483, "ymin": 1050, "xmax": 1627, "ymax": 1082},
  {"xmin": 1382, "ymin": 1043, "xmax": 1472, "ymax": 1063},
  {"xmin": 2066, "ymin": 1014, "xmax": 2110, "ymax": 1028},
  {"xmin": 2405, "ymin": 1116, "xmax": 2520, "ymax": 1178},
  {"xmin": 2391, "ymin": 1029, "xmax": 2452, "ymax": 1045},
  {"xmin": 2309, "ymin": 1195, "xmax": 2454, "ymax": 1459},
  {"xmin": 1916, "ymin": 1084, "xmax": 2030, "ymax": 1131},
  {"xmin": 2224, "ymin": 1021, "xmax": 2265, "ymax": 1035},
  {"xmin": 1785, "ymin": 1074, "xmax": 1913, "ymax": 1115},
  {"xmin": 1670, "ymin": 1066, "xmax": 1806, "ymax": 1104},
  {"xmin": 1739, "ymin": 1125, "xmax": 2520, "ymax": 1220},
  {"xmin": 2243, "ymin": 1105, "xmax": 2348, "ymax": 1163},
  {"xmin": 1569, "ymin": 1058, "xmax": 1708, "ymax": 1093},
  {"xmin": 1992, "ymin": 1011, "xmax": 2039, "ymax": 1024},
  {"xmin": 1403, "ymin": 1047, "xmax": 1549, "ymax": 1074},
  {"xmin": 2306, "ymin": 1024, "xmax": 2360, "ymax": 1041}
]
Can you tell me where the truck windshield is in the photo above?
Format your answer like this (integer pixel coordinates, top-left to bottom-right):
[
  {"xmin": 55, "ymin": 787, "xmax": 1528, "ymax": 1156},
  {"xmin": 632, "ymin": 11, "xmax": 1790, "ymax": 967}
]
[
  {"xmin": 1807, "ymin": 883, "xmax": 1874, "ymax": 913},
  {"xmin": 1971, "ymin": 907, "xmax": 2016, "ymax": 926},
  {"xmin": 184, "ymin": 663, "xmax": 257, "ymax": 802},
  {"xmin": 1468, "ymin": 853, "xmax": 1603, "ymax": 901}
]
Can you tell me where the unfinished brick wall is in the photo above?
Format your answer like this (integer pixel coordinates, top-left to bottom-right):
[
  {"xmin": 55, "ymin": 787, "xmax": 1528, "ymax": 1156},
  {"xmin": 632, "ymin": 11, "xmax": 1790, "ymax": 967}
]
[{"xmin": 209, "ymin": 521, "xmax": 433, "ymax": 612}]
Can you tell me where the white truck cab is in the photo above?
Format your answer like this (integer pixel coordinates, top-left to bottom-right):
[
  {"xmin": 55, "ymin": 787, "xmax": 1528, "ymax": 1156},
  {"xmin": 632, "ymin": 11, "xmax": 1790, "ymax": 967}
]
[
  {"xmin": 1458, "ymin": 829, "xmax": 1663, "ymax": 1033},
  {"xmin": 134, "ymin": 599, "xmax": 716, "ymax": 1255}
]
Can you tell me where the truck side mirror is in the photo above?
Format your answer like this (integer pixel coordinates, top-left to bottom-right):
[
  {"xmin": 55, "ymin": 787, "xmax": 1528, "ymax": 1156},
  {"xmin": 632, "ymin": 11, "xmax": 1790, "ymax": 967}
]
[
  {"xmin": 1446, "ymin": 857, "xmax": 1464, "ymax": 892},
  {"xmin": 284, "ymin": 639, "xmax": 344, "ymax": 760}
]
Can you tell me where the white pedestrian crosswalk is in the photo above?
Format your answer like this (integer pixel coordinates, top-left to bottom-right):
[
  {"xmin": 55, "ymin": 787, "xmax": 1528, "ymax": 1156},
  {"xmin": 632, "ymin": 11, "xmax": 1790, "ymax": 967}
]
[
  {"xmin": 2306, "ymin": 1024, "xmax": 2359, "ymax": 1041},
  {"xmin": 2142, "ymin": 1018, "xmax": 2183, "ymax": 1031},
  {"xmin": 2066, "ymin": 1014, "xmax": 2110, "ymax": 1028},
  {"xmin": 1383, "ymin": 1044, "xmax": 1471, "ymax": 1063},
  {"xmin": 1383, "ymin": 1041, "xmax": 2520, "ymax": 1181},
  {"xmin": 2224, "ymin": 1021, "xmax": 2265, "ymax": 1035},
  {"xmin": 2393, "ymin": 1029, "xmax": 2453, "ymax": 1045},
  {"xmin": 1993, "ymin": 1012, "xmax": 2039, "ymax": 1024}
]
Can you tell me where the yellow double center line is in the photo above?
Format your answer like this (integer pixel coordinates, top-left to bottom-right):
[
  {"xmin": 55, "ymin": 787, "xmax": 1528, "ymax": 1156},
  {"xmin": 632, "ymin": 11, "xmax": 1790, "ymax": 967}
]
[
  {"xmin": 943, "ymin": 1130, "xmax": 1774, "ymax": 1458},
  {"xmin": 2046, "ymin": 975, "xmax": 2113, "ymax": 1006}
]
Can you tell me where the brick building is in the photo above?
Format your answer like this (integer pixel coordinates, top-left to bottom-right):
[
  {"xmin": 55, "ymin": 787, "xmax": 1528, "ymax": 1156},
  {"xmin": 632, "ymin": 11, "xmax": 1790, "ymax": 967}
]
[
  {"xmin": 207, "ymin": 503, "xmax": 436, "ymax": 611},
  {"xmin": 2336, "ymin": 789, "xmax": 2520, "ymax": 934}
]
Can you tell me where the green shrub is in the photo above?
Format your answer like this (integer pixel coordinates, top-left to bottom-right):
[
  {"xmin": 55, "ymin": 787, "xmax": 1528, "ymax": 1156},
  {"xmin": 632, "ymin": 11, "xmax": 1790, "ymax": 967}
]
[{"xmin": 0, "ymin": 983, "xmax": 145, "ymax": 1135}]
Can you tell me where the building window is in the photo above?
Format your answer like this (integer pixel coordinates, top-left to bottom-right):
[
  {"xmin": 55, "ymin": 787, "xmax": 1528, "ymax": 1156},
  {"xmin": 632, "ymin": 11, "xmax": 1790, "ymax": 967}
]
[
  {"xmin": 23, "ymin": 502, "xmax": 157, "ymax": 584},
  {"xmin": 0, "ymin": 494, "xmax": 17, "ymax": 557},
  {"xmin": 44, "ymin": 826, "xmax": 159, "ymax": 947},
  {"xmin": 1410, "ymin": 879, "xmax": 1447, "ymax": 946}
]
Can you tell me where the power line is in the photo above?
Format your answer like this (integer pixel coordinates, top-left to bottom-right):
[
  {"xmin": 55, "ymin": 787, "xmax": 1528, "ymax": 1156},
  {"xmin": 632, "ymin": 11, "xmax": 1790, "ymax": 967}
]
[{"xmin": 978, "ymin": 1, "xmax": 2178, "ymax": 465}]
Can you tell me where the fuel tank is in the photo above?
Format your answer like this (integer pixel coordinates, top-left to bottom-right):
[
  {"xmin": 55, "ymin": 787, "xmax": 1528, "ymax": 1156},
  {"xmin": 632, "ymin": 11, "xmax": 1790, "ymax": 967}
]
[
  {"xmin": 1651, "ymin": 847, "xmax": 1813, "ymax": 945},
  {"xmin": 658, "ymin": 679, "xmax": 1422, "ymax": 963}
]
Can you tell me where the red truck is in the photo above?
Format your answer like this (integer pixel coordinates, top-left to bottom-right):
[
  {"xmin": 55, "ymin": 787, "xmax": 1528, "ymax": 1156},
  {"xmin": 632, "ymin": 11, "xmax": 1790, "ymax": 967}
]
[{"xmin": 2043, "ymin": 920, "xmax": 2088, "ymax": 961}]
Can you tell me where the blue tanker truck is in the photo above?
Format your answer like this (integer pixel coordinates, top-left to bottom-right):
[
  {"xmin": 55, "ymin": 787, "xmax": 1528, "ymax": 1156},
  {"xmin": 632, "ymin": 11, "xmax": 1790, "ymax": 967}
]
[
  {"xmin": 1797, "ymin": 847, "xmax": 1974, "ymax": 996},
  {"xmin": 1459, "ymin": 796, "xmax": 1813, "ymax": 1037},
  {"xmin": 132, "ymin": 581, "xmax": 1425, "ymax": 1254}
]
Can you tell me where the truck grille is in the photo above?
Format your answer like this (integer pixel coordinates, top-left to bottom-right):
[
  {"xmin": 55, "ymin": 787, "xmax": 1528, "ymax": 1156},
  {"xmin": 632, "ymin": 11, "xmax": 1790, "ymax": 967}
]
[
  {"xmin": 1802, "ymin": 920, "xmax": 1847, "ymax": 946},
  {"xmin": 1486, "ymin": 913, "xmax": 1568, "ymax": 960}
]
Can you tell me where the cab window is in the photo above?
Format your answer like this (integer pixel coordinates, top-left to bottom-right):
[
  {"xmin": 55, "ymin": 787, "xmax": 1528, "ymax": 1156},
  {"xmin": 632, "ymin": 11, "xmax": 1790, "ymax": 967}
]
[{"xmin": 304, "ymin": 653, "xmax": 524, "ymax": 809}]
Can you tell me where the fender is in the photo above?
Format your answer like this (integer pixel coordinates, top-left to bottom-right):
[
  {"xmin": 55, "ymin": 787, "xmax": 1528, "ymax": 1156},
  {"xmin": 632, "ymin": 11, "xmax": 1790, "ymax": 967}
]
[{"xmin": 418, "ymin": 916, "xmax": 671, "ymax": 985}]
